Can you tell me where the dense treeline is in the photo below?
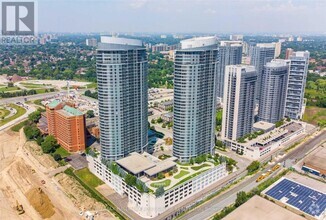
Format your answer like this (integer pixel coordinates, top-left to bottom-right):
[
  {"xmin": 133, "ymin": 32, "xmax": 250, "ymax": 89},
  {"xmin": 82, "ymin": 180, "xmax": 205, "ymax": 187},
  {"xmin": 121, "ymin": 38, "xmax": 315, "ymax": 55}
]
[
  {"xmin": 0, "ymin": 35, "xmax": 97, "ymax": 82},
  {"xmin": 84, "ymin": 90, "xmax": 98, "ymax": 99},
  {"xmin": 305, "ymin": 73, "xmax": 326, "ymax": 107},
  {"xmin": 0, "ymin": 88, "xmax": 55, "ymax": 98},
  {"xmin": 283, "ymin": 38, "xmax": 326, "ymax": 59},
  {"xmin": 148, "ymin": 53, "xmax": 174, "ymax": 88}
]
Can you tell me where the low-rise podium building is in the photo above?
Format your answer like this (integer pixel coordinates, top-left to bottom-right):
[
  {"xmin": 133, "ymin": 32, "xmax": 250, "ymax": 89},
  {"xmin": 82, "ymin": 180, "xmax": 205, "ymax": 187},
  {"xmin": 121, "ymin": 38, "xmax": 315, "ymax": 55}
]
[{"xmin": 87, "ymin": 151, "xmax": 227, "ymax": 218}]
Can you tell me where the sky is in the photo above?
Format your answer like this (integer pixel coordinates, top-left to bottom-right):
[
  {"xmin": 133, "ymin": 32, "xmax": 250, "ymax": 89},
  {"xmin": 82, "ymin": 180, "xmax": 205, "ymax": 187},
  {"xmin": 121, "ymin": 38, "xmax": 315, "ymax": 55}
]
[{"xmin": 38, "ymin": 0, "xmax": 326, "ymax": 34}]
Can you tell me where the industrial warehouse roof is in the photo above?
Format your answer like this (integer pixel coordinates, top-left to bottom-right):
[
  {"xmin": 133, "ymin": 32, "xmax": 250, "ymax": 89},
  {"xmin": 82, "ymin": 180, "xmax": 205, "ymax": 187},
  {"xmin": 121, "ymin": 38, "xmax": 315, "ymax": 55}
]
[
  {"xmin": 303, "ymin": 146, "xmax": 326, "ymax": 175},
  {"xmin": 264, "ymin": 178, "xmax": 326, "ymax": 218},
  {"xmin": 116, "ymin": 152, "xmax": 156, "ymax": 175},
  {"xmin": 48, "ymin": 99, "xmax": 61, "ymax": 108},
  {"xmin": 224, "ymin": 195, "xmax": 305, "ymax": 220}
]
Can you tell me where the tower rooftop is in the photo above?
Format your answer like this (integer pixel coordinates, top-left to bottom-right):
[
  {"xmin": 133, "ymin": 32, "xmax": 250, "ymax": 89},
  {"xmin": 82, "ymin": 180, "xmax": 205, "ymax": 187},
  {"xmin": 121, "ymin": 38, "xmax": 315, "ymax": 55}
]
[
  {"xmin": 100, "ymin": 36, "xmax": 142, "ymax": 46},
  {"xmin": 180, "ymin": 36, "xmax": 217, "ymax": 49}
]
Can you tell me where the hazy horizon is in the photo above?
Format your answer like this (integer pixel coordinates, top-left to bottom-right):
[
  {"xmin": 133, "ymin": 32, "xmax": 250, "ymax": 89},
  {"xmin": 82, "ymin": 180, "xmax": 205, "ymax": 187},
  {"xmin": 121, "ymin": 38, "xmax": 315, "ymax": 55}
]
[{"xmin": 37, "ymin": 0, "xmax": 326, "ymax": 34}]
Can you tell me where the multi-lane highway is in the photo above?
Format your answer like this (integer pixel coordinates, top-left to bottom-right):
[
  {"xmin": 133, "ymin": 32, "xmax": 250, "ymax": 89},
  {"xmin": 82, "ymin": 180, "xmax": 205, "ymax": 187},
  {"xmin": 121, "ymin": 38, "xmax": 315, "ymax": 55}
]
[
  {"xmin": 0, "ymin": 91, "xmax": 59, "ymax": 105},
  {"xmin": 178, "ymin": 130, "xmax": 326, "ymax": 220}
]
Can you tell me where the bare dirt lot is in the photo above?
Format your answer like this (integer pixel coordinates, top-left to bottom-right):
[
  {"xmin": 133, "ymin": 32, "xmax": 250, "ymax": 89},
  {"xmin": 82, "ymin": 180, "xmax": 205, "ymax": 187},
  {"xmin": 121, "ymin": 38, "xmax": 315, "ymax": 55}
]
[
  {"xmin": 0, "ymin": 129, "xmax": 20, "ymax": 172},
  {"xmin": 0, "ymin": 127, "xmax": 117, "ymax": 220},
  {"xmin": 0, "ymin": 129, "xmax": 81, "ymax": 220},
  {"xmin": 25, "ymin": 141, "xmax": 58, "ymax": 169},
  {"xmin": 55, "ymin": 172, "xmax": 106, "ymax": 211}
]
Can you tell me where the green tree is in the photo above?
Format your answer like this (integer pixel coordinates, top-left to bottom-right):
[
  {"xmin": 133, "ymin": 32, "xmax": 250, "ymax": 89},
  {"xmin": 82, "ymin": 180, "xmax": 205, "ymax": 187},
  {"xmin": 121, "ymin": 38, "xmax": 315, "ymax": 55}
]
[
  {"xmin": 28, "ymin": 110, "xmax": 41, "ymax": 123},
  {"xmin": 53, "ymin": 153, "xmax": 62, "ymax": 161},
  {"xmin": 157, "ymin": 117, "xmax": 163, "ymax": 123},
  {"xmin": 125, "ymin": 174, "xmax": 137, "ymax": 186},
  {"xmin": 275, "ymin": 120, "xmax": 284, "ymax": 128},
  {"xmin": 246, "ymin": 161, "xmax": 261, "ymax": 174},
  {"xmin": 235, "ymin": 191, "xmax": 248, "ymax": 207},
  {"xmin": 306, "ymin": 81, "xmax": 317, "ymax": 90},
  {"xmin": 216, "ymin": 109, "xmax": 223, "ymax": 127},
  {"xmin": 215, "ymin": 139, "xmax": 223, "ymax": 148},
  {"xmin": 41, "ymin": 135, "xmax": 59, "ymax": 153},
  {"xmin": 189, "ymin": 158, "xmax": 194, "ymax": 165},
  {"xmin": 36, "ymin": 136, "xmax": 44, "ymax": 145},
  {"xmin": 86, "ymin": 110, "xmax": 95, "ymax": 118},
  {"xmin": 24, "ymin": 125, "xmax": 40, "ymax": 140},
  {"xmin": 157, "ymin": 172, "xmax": 165, "ymax": 180},
  {"xmin": 84, "ymin": 90, "xmax": 92, "ymax": 97},
  {"xmin": 155, "ymin": 186, "xmax": 165, "ymax": 197}
]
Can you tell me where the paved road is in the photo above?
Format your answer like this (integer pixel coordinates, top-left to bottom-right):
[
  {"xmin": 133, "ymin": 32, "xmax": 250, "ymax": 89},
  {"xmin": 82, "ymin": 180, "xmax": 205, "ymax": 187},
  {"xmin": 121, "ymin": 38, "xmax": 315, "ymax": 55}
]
[
  {"xmin": 285, "ymin": 130, "xmax": 325, "ymax": 161},
  {"xmin": 179, "ymin": 130, "xmax": 326, "ymax": 220},
  {"xmin": 0, "ymin": 89, "xmax": 94, "ymax": 105},
  {"xmin": 0, "ymin": 91, "xmax": 59, "ymax": 105},
  {"xmin": 0, "ymin": 104, "xmax": 36, "ymax": 131}
]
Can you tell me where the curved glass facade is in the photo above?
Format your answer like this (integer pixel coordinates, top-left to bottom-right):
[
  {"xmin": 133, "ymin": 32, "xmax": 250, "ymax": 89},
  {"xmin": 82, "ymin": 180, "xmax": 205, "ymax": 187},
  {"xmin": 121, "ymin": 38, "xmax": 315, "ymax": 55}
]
[
  {"xmin": 173, "ymin": 47, "xmax": 218, "ymax": 162},
  {"xmin": 97, "ymin": 43, "xmax": 148, "ymax": 161}
]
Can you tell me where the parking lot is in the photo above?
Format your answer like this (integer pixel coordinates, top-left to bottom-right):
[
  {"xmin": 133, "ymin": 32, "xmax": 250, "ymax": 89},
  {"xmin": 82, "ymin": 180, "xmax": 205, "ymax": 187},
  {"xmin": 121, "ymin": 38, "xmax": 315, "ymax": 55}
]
[{"xmin": 67, "ymin": 154, "xmax": 88, "ymax": 170}]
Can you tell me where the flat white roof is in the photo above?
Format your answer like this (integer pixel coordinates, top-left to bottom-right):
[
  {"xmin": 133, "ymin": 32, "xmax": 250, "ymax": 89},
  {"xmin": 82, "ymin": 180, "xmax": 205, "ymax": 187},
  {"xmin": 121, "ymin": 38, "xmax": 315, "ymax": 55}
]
[
  {"xmin": 116, "ymin": 152, "xmax": 155, "ymax": 175},
  {"xmin": 253, "ymin": 121, "xmax": 275, "ymax": 130},
  {"xmin": 220, "ymin": 41, "xmax": 242, "ymax": 47},
  {"xmin": 256, "ymin": 42, "xmax": 276, "ymax": 48},
  {"xmin": 144, "ymin": 160, "xmax": 176, "ymax": 176},
  {"xmin": 227, "ymin": 64, "xmax": 256, "ymax": 73},
  {"xmin": 266, "ymin": 59, "xmax": 289, "ymax": 68},
  {"xmin": 224, "ymin": 195, "xmax": 305, "ymax": 220},
  {"xmin": 180, "ymin": 36, "xmax": 217, "ymax": 49},
  {"xmin": 100, "ymin": 36, "xmax": 142, "ymax": 46}
]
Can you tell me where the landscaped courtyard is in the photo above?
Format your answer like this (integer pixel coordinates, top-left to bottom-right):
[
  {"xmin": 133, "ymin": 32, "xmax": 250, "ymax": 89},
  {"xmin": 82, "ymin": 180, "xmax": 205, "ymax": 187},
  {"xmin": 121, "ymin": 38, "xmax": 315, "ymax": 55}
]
[
  {"xmin": 146, "ymin": 160, "xmax": 216, "ymax": 190},
  {"xmin": 143, "ymin": 152, "xmax": 237, "ymax": 191}
]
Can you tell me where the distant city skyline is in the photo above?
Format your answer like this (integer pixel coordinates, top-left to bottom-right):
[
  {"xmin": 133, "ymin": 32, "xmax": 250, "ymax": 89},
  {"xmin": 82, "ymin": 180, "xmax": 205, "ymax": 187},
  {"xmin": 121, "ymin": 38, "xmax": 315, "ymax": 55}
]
[{"xmin": 38, "ymin": 0, "xmax": 326, "ymax": 34}]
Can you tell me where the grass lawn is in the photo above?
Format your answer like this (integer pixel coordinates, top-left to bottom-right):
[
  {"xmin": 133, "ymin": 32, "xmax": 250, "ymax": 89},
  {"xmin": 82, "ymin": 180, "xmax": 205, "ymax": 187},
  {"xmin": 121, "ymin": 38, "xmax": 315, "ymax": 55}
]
[
  {"xmin": 54, "ymin": 147, "xmax": 71, "ymax": 157},
  {"xmin": 173, "ymin": 169, "xmax": 210, "ymax": 188},
  {"xmin": 75, "ymin": 168, "xmax": 104, "ymax": 188},
  {"xmin": 302, "ymin": 106, "xmax": 326, "ymax": 126},
  {"xmin": 150, "ymin": 179, "xmax": 171, "ymax": 188},
  {"xmin": 86, "ymin": 82, "xmax": 97, "ymax": 89},
  {"xmin": 35, "ymin": 88, "xmax": 54, "ymax": 94},
  {"xmin": 64, "ymin": 168, "xmax": 126, "ymax": 219},
  {"xmin": 0, "ymin": 104, "xmax": 26, "ymax": 126},
  {"xmin": 20, "ymin": 83, "xmax": 45, "ymax": 88},
  {"xmin": 0, "ymin": 108, "xmax": 11, "ymax": 118},
  {"xmin": 0, "ymin": 86, "xmax": 20, "ymax": 92},
  {"xmin": 33, "ymin": 99, "xmax": 44, "ymax": 106},
  {"xmin": 191, "ymin": 163, "xmax": 211, "ymax": 171},
  {"xmin": 10, "ymin": 119, "xmax": 28, "ymax": 132},
  {"xmin": 176, "ymin": 161, "xmax": 191, "ymax": 166},
  {"xmin": 174, "ymin": 170, "xmax": 189, "ymax": 179},
  {"xmin": 180, "ymin": 167, "xmax": 189, "ymax": 170}
]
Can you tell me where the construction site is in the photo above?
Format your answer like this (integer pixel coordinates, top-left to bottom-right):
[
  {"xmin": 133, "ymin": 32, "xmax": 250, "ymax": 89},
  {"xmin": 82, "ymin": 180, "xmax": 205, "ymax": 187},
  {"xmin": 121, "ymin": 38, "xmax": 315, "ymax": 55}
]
[{"xmin": 0, "ymin": 128, "xmax": 115, "ymax": 220}]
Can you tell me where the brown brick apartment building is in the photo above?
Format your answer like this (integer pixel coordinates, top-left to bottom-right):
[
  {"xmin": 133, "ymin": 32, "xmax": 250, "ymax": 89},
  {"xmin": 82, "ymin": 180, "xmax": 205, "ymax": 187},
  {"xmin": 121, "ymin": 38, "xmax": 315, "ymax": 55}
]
[{"xmin": 46, "ymin": 100, "xmax": 86, "ymax": 152}]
